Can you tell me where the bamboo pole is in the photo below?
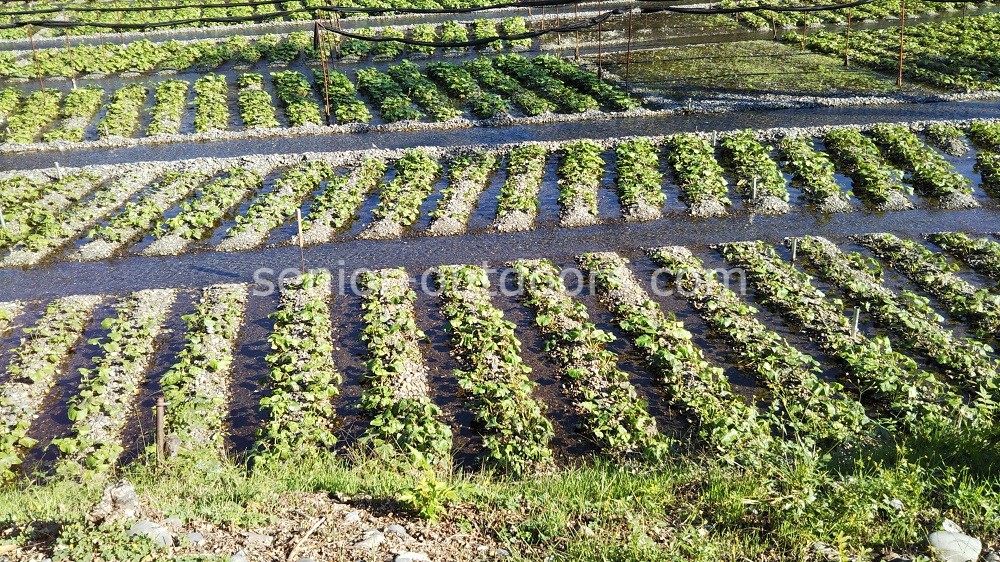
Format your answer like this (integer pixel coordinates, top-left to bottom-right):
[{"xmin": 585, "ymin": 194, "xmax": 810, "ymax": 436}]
[{"xmin": 897, "ymin": 0, "xmax": 906, "ymax": 87}]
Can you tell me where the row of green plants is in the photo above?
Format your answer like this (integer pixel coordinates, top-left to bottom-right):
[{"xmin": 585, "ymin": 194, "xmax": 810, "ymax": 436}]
[
  {"xmin": 358, "ymin": 268, "xmax": 453, "ymax": 465},
  {"xmin": 927, "ymin": 231, "xmax": 1000, "ymax": 283},
  {"xmin": 1, "ymin": 172, "xmax": 150, "ymax": 267},
  {"xmin": 968, "ymin": 121, "xmax": 1000, "ymax": 150},
  {"xmin": 979, "ymin": 152, "xmax": 1000, "ymax": 195},
  {"xmin": 856, "ymin": 233, "xmax": 1000, "ymax": 337},
  {"xmin": 53, "ymin": 289, "xmax": 177, "ymax": 478},
  {"xmin": 0, "ymin": 301, "xmax": 21, "ymax": 335},
  {"xmin": 435, "ymin": 264, "xmax": 554, "ymax": 474},
  {"xmin": 338, "ymin": 17, "xmax": 531, "ymax": 61},
  {"xmin": 98, "ymin": 84, "xmax": 148, "ymax": 139},
  {"xmin": 428, "ymin": 152, "xmax": 499, "ymax": 236},
  {"xmin": 0, "ymin": 174, "xmax": 101, "ymax": 252},
  {"xmin": 648, "ymin": 246, "xmax": 873, "ymax": 449},
  {"xmin": 663, "ymin": 134, "xmax": 731, "ymax": 216},
  {"xmin": 147, "ymin": 80, "xmax": 189, "ymax": 136},
  {"xmin": 151, "ymin": 169, "xmax": 263, "ymax": 247},
  {"xmin": 494, "ymin": 54, "xmax": 599, "ymax": 114},
  {"xmin": 87, "ymin": 171, "xmax": 208, "ymax": 248},
  {"xmin": 387, "ymin": 60, "xmax": 461, "ymax": 122},
  {"xmin": 719, "ymin": 241, "xmax": 969, "ymax": 429},
  {"xmin": 579, "ymin": 252, "xmax": 773, "ymax": 461},
  {"xmin": 44, "ymin": 85, "xmax": 105, "ymax": 142},
  {"xmin": 511, "ymin": 258, "xmax": 670, "ymax": 460},
  {"xmin": 823, "ymin": 129, "xmax": 911, "ymax": 208},
  {"xmin": 0, "ymin": 88, "xmax": 20, "ymax": 122},
  {"xmin": 464, "ymin": 58, "xmax": 554, "ymax": 116},
  {"xmin": 557, "ymin": 140, "xmax": 605, "ymax": 227},
  {"xmin": 3, "ymin": 88, "xmax": 61, "ymax": 144},
  {"xmin": 613, "ymin": 138, "xmax": 664, "ymax": 222},
  {"xmin": 868, "ymin": 124, "xmax": 974, "ymax": 202},
  {"xmin": 493, "ymin": 144, "xmax": 547, "ymax": 232},
  {"xmin": 302, "ymin": 158, "xmax": 386, "ymax": 242},
  {"xmin": 426, "ymin": 61, "xmax": 507, "ymax": 120},
  {"xmin": 223, "ymin": 161, "xmax": 332, "ymax": 250},
  {"xmin": 256, "ymin": 272, "xmax": 340, "ymax": 463},
  {"xmin": 720, "ymin": 130, "xmax": 790, "ymax": 209},
  {"xmin": 0, "ymin": 295, "xmax": 101, "ymax": 483},
  {"xmin": 794, "ymin": 13, "xmax": 1000, "ymax": 92},
  {"xmin": 364, "ymin": 150, "xmax": 442, "ymax": 239},
  {"xmin": 160, "ymin": 284, "xmax": 248, "ymax": 460},
  {"xmin": 311, "ymin": 69, "xmax": 372, "ymax": 125},
  {"xmin": 533, "ymin": 55, "xmax": 641, "ymax": 112},
  {"xmin": 271, "ymin": 71, "xmax": 323, "ymax": 127},
  {"xmin": 193, "ymin": 74, "xmax": 229, "ymax": 133},
  {"xmin": 356, "ymin": 67, "xmax": 424, "ymax": 123},
  {"xmin": 794, "ymin": 235, "xmax": 998, "ymax": 410},
  {"xmin": 778, "ymin": 135, "xmax": 852, "ymax": 208},
  {"xmin": 236, "ymin": 74, "xmax": 279, "ymax": 130}
]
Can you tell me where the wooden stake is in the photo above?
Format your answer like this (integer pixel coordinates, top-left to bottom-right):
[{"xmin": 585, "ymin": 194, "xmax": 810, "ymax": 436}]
[
  {"xmin": 791, "ymin": 238, "xmax": 798, "ymax": 263},
  {"xmin": 844, "ymin": 9, "xmax": 852, "ymax": 66},
  {"xmin": 0, "ymin": 208, "xmax": 7, "ymax": 231},
  {"xmin": 597, "ymin": 0, "xmax": 604, "ymax": 80},
  {"xmin": 155, "ymin": 398, "xmax": 166, "ymax": 462},
  {"xmin": 574, "ymin": 2, "xmax": 580, "ymax": 61},
  {"xmin": 625, "ymin": 9, "xmax": 634, "ymax": 92},
  {"xmin": 752, "ymin": 176, "xmax": 758, "ymax": 201},
  {"xmin": 851, "ymin": 307, "xmax": 861, "ymax": 338},
  {"xmin": 54, "ymin": 162, "xmax": 63, "ymax": 180},
  {"xmin": 897, "ymin": 0, "xmax": 906, "ymax": 88},
  {"xmin": 297, "ymin": 209, "xmax": 306, "ymax": 273}
]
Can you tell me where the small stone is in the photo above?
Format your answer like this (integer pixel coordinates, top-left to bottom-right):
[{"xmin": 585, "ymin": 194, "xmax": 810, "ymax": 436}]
[
  {"xmin": 386, "ymin": 524, "xmax": 409, "ymax": 538},
  {"xmin": 928, "ymin": 531, "xmax": 982, "ymax": 562},
  {"xmin": 90, "ymin": 481, "xmax": 141, "ymax": 523},
  {"xmin": 395, "ymin": 552, "xmax": 431, "ymax": 562},
  {"xmin": 164, "ymin": 434, "xmax": 182, "ymax": 459},
  {"xmin": 353, "ymin": 529, "xmax": 385, "ymax": 550},
  {"xmin": 888, "ymin": 498, "xmax": 904, "ymax": 511},
  {"xmin": 162, "ymin": 517, "xmax": 183, "ymax": 531},
  {"xmin": 942, "ymin": 519, "xmax": 964, "ymax": 534},
  {"xmin": 186, "ymin": 532, "xmax": 205, "ymax": 545},
  {"xmin": 476, "ymin": 545, "xmax": 490, "ymax": 552},
  {"xmin": 296, "ymin": 559, "xmax": 317, "ymax": 562},
  {"xmin": 243, "ymin": 531, "xmax": 273, "ymax": 547},
  {"xmin": 496, "ymin": 549, "xmax": 511, "ymax": 558},
  {"xmin": 127, "ymin": 521, "xmax": 173, "ymax": 548},
  {"xmin": 344, "ymin": 510, "xmax": 361, "ymax": 524},
  {"xmin": 230, "ymin": 550, "xmax": 249, "ymax": 562}
]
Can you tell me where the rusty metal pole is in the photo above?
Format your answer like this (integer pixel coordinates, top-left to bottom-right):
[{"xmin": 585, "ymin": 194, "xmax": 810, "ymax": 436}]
[
  {"xmin": 897, "ymin": 0, "xmax": 906, "ymax": 87},
  {"xmin": 574, "ymin": 2, "xmax": 580, "ymax": 61},
  {"xmin": 28, "ymin": 26, "xmax": 45, "ymax": 91},
  {"xmin": 597, "ymin": 0, "xmax": 603, "ymax": 79},
  {"xmin": 155, "ymin": 398, "xmax": 166, "ymax": 462}
]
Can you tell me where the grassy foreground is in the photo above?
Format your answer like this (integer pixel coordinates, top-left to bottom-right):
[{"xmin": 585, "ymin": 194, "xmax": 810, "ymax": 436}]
[{"xmin": 1, "ymin": 426, "xmax": 999, "ymax": 561}]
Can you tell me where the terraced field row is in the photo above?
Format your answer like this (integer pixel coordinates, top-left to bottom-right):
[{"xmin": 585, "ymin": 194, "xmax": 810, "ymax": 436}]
[
  {"xmin": 0, "ymin": 54, "xmax": 639, "ymax": 145},
  {"xmin": 1, "ymin": 121, "xmax": 997, "ymax": 267},
  {"xmin": 0, "ymin": 231, "xmax": 997, "ymax": 481},
  {"xmin": 725, "ymin": 0, "xmax": 981, "ymax": 30}
]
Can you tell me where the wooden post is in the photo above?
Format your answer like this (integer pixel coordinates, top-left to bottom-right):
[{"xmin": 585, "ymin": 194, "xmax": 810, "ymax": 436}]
[
  {"xmin": 791, "ymin": 238, "xmax": 798, "ymax": 263},
  {"xmin": 155, "ymin": 398, "xmax": 166, "ymax": 462},
  {"xmin": 54, "ymin": 162, "xmax": 63, "ymax": 180},
  {"xmin": 844, "ymin": 9, "xmax": 852, "ymax": 66},
  {"xmin": 297, "ymin": 209, "xmax": 306, "ymax": 273},
  {"xmin": 597, "ymin": 0, "xmax": 604, "ymax": 79},
  {"xmin": 897, "ymin": 0, "xmax": 906, "ymax": 88},
  {"xmin": 752, "ymin": 176, "xmax": 758, "ymax": 201},
  {"xmin": 851, "ymin": 308, "xmax": 861, "ymax": 338},
  {"xmin": 574, "ymin": 2, "xmax": 580, "ymax": 61},
  {"xmin": 0, "ymin": 208, "xmax": 6, "ymax": 231},
  {"xmin": 28, "ymin": 26, "xmax": 44, "ymax": 91},
  {"xmin": 625, "ymin": 9, "xmax": 633, "ymax": 91}
]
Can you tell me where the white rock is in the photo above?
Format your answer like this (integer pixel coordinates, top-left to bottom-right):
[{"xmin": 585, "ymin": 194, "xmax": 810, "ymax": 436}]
[
  {"xmin": 942, "ymin": 519, "xmax": 964, "ymax": 533},
  {"xmin": 230, "ymin": 550, "xmax": 249, "ymax": 562},
  {"xmin": 162, "ymin": 517, "xmax": 183, "ymax": 531},
  {"xmin": 386, "ymin": 524, "xmax": 409, "ymax": 538},
  {"xmin": 353, "ymin": 529, "xmax": 386, "ymax": 550},
  {"xmin": 90, "ymin": 481, "xmax": 141, "ymax": 523},
  {"xmin": 888, "ymin": 498, "xmax": 904, "ymax": 511},
  {"xmin": 186, "ymin": 532, "xmax": 206, "ymax": 545},
  {"xmin": 928, "ymin": 531, "xmax": 981, "ymax": 562},
  {"xmin": 127, "ymin": 521, "xmax": 173, "ymax": 548},
  {"xmin": 344, "ymin": 510, "xmax": 361, "ymax": 524},
  {"xmin": 243, "ymin": 531, "xmax": 273, "ymax": 547}
]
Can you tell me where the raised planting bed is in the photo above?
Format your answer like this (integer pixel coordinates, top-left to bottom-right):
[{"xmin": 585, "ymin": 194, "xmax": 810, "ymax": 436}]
[
  {"xmin": 236, "ymin": 73, "xmax": 279, "ymax": 130},
  {"xmin": 362, "ymin": 150, "xmax": 441, "ymax": 240},
  {"xmin": 3, "ymin": 88, "xmax": 61, "ymax": 144},
  {"xmin": 778, "ymin": 135, "xmax": 852, "ymax": 213},
  {"xmin": 648, "ymin": 246, "xmax": 873, "ymax": 449},
  {"xmin": 44, "ymin": 85, "xmax": 104, "ymax": 142},
  {"xmin": 0, "ymin": 295, "xmax": 101, "ymax": 482},
  {"xmin": 359, "ymin": 268, "xmax": 453, "ymax": 465},
  {"xmin": 436, "ymin": 264, "xmax": 554, "ymax": 474},
  {"xmin": 386, "ymin": 60, "xmax": 461, "ymax": 122},
  {"xmin": 492, "ymin": 144, "xmax": 547, "ymax": 233},
  {"xmin": 147, "ymin": 79, "xmax": 189, "ymax": 136},
  {"xmin": 719, "ymin": 240, "xmax": 971, "ymax": 430},
  {"xmin": 579, "ymin": 252, "xmax": 775, "ymax": 462},
  {"xmin": 613, "ymin": 138, "xmax": 665, "ymax": 222},
  {"xmin": 193, "ymin": 74, "xmax": 229, "ymax": 133},
  {"xmin": 512, "ymin": 258, "xmax": 670, "ymax": 461},
  {"xmin": 869, "ymin": 124, "xmax": 977, "ymax": 209},
  {"xmin": 301, "ymin": 158, "xmax": 386, "ymax": 244},
  {"xmin": 428, "ymin": 151, "xmax": 499, "ymax": 236},
  {"xmin": 719, "ymin": 130, "xmax": 789, "ymax": 214},
  {"xmin": 255, "ymin": 272, "xmax": 340, "ymax": 463},
  {"xmin": 356, "ymin": 67, "xmax": 423, "ymax": 123},
  {"xmin": 856, "ymin": 233, "xmax": 1000, "ymax": 338},
  {"xmin": 271, "ymin": 70, "xmax": 322, "ymax": 127},
  {"xmin": 663, "ymin": 133, "xmax": 731, "ymax": 217},
  {"xmin": 53, "ymin": 288, "xmax": 177, "ymax": 478},
  {"xmin": 160, "ymin": 283, "xmax": 248, "ymax": 459},
  {"xmin": 311, "ymin": 69, "xmax": 371, "ymax": 125},
  {"xmin": 823, "ymin": 128, "xmax": 912, "ymax": 211},
  {"xmin": 97, "ymin": 84, "xmax": 148, "ymax": 139},
  {"xmin": 557, "ymin": 140, "xmax": 605, "ymax": 227},
  {"xmin": 927, "ymin": 231, "xmax": 1000, "ymax": 284},
  {"xmin": 426, "ymin": 61, "xmax": 507, "ymax": 120}
]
